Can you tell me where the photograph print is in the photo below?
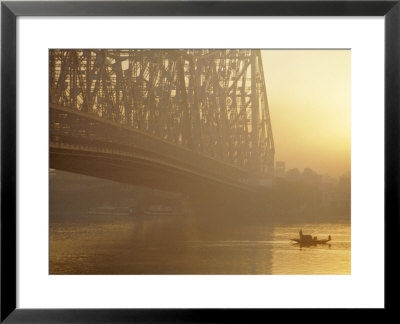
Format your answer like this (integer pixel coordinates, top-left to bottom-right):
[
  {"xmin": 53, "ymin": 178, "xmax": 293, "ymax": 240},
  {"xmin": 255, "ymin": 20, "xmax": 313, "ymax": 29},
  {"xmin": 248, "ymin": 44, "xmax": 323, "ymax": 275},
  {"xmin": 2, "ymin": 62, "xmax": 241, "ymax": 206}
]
[{"xmin": 49, "ymin": 49, "xmax": 350, "ymax": 275}]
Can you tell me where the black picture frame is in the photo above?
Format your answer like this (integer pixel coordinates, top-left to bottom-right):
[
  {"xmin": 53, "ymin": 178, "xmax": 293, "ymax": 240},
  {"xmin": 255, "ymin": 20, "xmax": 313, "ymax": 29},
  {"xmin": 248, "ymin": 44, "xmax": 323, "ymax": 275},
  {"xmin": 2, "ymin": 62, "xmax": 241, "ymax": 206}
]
[{"xmin": 1, "ymin": 0, "xmax": 398, "ymax": 322}]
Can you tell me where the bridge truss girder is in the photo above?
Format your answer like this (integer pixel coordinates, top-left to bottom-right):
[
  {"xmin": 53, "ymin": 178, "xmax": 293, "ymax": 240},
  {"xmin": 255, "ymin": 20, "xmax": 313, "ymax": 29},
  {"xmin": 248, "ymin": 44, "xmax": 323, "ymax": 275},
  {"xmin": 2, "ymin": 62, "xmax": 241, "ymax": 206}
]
[{"xmin": 50, "ymin": 49, "xmax": 275, "ymax": 178}]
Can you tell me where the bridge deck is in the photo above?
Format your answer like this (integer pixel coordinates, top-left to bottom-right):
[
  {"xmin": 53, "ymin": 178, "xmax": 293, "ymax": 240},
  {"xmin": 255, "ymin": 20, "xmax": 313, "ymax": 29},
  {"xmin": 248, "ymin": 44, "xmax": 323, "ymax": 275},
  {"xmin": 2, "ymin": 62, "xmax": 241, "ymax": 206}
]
[{"xmin": 50, "ymin": 104, "xmax": 266, "ymax": 195}]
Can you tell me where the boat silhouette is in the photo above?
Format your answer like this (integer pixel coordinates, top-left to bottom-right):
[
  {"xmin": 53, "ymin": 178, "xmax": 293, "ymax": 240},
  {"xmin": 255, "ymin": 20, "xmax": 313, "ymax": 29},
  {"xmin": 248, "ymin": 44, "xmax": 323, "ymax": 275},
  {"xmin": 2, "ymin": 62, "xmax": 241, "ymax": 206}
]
[{"xmin": 291, "ymin": 229, "xmax": 331, "ymax": 246}]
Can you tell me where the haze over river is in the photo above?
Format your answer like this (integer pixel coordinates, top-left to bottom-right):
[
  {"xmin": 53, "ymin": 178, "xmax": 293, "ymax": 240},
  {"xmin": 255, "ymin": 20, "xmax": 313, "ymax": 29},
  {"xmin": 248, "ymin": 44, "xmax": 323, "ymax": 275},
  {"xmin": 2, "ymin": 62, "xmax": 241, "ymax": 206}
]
[{"xmin": 50, "ymin": 171, "xmax": 351, "ymax": 275}]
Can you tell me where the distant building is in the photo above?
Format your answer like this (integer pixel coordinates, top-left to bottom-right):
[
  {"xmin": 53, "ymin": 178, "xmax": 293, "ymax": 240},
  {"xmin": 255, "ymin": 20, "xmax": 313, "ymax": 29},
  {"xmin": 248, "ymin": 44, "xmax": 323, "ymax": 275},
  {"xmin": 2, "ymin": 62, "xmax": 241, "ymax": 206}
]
[
  {"xmin": 286, "ymin": 168, "xmax": 301, "ymax": 180},
  {"xmin": 275, "ymin": 161, "xmax": 286, "ymax": 178}
]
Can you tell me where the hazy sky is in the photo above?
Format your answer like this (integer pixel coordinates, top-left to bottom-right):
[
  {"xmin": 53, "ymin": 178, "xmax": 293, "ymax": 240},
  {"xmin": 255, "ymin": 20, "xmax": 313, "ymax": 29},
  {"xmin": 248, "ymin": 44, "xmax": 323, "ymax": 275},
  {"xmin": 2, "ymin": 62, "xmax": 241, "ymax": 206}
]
[{"xmin": 261, "ymin": 50, "xmax": 351, "ymax": 178}]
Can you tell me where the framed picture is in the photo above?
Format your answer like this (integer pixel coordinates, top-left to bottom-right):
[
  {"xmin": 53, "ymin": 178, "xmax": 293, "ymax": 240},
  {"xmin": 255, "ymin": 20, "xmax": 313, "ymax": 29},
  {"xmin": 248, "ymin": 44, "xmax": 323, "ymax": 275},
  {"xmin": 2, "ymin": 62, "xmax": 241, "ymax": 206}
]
[{"xmin": 1, "ymin": 0, "xmax": 397, "ymax": 321}]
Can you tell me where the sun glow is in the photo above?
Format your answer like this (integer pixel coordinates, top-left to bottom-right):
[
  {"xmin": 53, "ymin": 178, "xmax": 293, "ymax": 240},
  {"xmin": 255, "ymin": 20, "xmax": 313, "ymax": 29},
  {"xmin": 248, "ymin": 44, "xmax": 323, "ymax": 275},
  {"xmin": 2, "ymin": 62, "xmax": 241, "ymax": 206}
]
[{"xmin": 262, "ymin": 50, "xmax": 351, "ymax": 178}]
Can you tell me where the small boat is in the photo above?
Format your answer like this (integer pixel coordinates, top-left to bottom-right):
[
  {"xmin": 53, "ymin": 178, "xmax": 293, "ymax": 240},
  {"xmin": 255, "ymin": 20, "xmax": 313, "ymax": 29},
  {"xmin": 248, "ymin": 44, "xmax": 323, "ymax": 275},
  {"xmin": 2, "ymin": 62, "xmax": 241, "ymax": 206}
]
[{"xmin": 291, "ymin": 229, "xmax": 331, "ymax": 246}]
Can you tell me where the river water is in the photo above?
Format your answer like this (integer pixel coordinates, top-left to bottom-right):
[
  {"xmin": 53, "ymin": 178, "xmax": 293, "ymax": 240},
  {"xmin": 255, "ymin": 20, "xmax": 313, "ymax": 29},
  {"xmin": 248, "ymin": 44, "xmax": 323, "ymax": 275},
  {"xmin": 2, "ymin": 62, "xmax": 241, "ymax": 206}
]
[
  {"xmin": 50, "ymin": 171, "xmax": 350, "ymax": 275},
  {"xmin": 50, "ymin": 213, "xmax": 350, "ymax": 275}
]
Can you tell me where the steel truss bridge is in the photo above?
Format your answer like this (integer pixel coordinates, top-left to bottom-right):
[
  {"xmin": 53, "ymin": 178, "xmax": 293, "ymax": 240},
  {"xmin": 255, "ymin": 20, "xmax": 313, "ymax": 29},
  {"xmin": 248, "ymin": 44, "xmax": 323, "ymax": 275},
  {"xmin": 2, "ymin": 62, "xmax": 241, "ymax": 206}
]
[{"xmin": 50, "ymin": 49, "xmax": 275, "ymax": 198}]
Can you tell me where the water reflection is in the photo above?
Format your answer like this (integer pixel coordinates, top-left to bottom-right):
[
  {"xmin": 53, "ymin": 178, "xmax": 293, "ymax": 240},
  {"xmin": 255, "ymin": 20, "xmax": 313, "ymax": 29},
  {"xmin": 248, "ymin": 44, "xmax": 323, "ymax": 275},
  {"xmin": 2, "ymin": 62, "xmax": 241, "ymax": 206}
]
[
  {"xmin": 50, "ymin": 171, "xmax": 350, "ymax": 275},
  {"xmin": 50, "ymin": 212, "xmax": 275, "ymax": 274}
]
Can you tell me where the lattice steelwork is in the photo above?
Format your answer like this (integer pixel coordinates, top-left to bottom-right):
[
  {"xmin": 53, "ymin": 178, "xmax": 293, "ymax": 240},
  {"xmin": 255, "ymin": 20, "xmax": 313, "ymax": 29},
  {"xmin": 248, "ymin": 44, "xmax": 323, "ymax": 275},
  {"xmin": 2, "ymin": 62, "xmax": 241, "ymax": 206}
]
[{"xmin": 50, "ymin": 49, "xmax": 275, "ymax": 176}]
